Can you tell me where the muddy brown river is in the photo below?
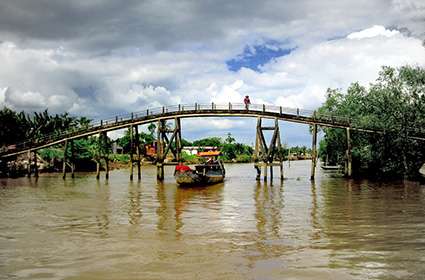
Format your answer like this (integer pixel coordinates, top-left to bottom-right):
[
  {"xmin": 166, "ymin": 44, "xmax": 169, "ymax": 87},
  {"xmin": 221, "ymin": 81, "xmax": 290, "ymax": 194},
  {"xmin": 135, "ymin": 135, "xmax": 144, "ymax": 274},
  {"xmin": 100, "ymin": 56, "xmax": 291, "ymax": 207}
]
[{"xmin": 1, "ymin": 161, "xmax": 425, "ymax": 279}]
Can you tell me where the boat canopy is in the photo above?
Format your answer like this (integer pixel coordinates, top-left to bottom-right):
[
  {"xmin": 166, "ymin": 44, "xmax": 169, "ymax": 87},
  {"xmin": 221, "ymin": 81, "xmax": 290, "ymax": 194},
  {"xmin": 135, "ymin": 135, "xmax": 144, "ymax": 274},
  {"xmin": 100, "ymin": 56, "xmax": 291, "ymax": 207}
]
[{"xmin": 198, "ymin": 151, "xmax": 221, "ymax": 157}]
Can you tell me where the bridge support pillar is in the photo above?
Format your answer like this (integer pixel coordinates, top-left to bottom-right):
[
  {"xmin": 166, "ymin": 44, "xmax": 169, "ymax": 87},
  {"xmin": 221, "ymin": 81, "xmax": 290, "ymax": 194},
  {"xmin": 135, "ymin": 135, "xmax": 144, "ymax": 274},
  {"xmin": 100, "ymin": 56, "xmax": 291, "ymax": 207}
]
[
  {"xmin": 345, "ymin": 127, "xmax": 352, "ymax": 178},
  {"xmin": 135, "ymin": 125, "xmax": 141, "ymax": 180},
  {"xmin": 310, "ymin": 124, "xmax": 318, "ymax": 180},
  {"xmin": 156, "ymin": 118, "xmax": 182, "ymax": 181},
  {"xmin": 96, "ymin": 161, "xmax": 100, "ymax": 180},
  {"xmin": 33, "ymin": 150, "xmax": 38, "ymax": 178},
  {"xmin": 27, "ymin": 150, "xmax": 32, "ymax": 177},
  {"xmin": 254, "ymin": 117, "xmax": 283, "ymax": 182},
  {"xmin": 157, "ymin": 120, "xmax": 165, "ymax": 180},
  {"xmin": 70, "ymin": 140, "xmax": 75, "ymax": 179},
  {"xmin": 63, "ymin": 139, "xmax": 68, "ymax": 180},
  {"xmin": 129, "ymin": 125, "xmax": 134, "ymax": 181},
  {"xmin": 101, "ymin": 131, "xmax": 109, "ymax": 180}
]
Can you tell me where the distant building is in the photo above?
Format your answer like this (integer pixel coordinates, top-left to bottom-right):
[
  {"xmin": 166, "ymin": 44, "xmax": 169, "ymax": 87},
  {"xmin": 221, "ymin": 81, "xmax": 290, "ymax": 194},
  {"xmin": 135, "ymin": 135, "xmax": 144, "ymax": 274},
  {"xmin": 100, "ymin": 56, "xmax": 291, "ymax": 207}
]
[
  {"xmin": 112, "ymin": 142, "xmax": 123, "ymax": 154},
  {"xmin": 182, "ymin": 146, "xmax": 219, "ymax": 155}
]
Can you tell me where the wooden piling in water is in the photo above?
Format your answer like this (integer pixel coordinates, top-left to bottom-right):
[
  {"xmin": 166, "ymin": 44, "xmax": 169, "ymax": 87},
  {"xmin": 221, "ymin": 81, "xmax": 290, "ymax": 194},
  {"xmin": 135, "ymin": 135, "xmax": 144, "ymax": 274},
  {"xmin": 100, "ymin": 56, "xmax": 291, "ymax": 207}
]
[
  {"xmin": 70, "ymin": 140, "xmax": 75, "ymax": 178},
  {"xmin": 105, "ymin": 157, "xmax": 109, "ymax": 180},
  {"xmin": 346, "ymin": 127, "xmax": 352, "ymax": 178},
  {"xmin": 101, "ymin": 131, "xmax": 109, "ymax": 180},
  {"xmin": 33, "ymin": 150, "xmax": 38, "ymax": 178},
  {"xmin": 96, "ymin": 160, "xmax": 100, "ymax": 180},
  {"xmin": 253, "ymin": 117, "xmax": 283, "ymax": 182},
  {"xmin": 156, "ymin": 120, "xmax": 165, "ymax": 180},
  {"xmin": 129, "ymin": 125, "xmax": 134, "ymax": 181},
  {"xmin": 175, "ymin": 118, "xmax": 182, "ymax": 162},
  {"xmin": 310, "ymin": 124, "xmax": 317, "ymax": 180},
  {"xmin": 62, "ymin": 139, "xmax": 68, "ymax": 180},
  {"xmin": 135, "ymin": 125, "xmax": 141, "ymax": 180},
  {"xmin": 27, "ymin": 150, "xmax": 31, "ymax": 177}
]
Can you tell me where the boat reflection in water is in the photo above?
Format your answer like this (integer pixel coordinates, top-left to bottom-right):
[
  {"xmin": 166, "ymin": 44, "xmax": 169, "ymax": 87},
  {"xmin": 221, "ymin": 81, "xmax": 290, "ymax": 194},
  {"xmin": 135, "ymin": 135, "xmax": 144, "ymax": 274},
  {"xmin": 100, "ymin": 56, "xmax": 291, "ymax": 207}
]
[{"xmin": 174, "ymin": 151, "xmax": 225, "ymax": 186}]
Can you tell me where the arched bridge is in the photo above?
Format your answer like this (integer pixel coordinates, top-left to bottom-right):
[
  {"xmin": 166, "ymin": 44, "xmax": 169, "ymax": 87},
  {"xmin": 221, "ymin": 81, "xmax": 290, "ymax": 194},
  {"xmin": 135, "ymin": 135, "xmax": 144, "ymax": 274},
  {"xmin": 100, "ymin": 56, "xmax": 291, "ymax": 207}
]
[{"xmin": 2, "ymin": 103, "xmax": 424, "ymax": 181}]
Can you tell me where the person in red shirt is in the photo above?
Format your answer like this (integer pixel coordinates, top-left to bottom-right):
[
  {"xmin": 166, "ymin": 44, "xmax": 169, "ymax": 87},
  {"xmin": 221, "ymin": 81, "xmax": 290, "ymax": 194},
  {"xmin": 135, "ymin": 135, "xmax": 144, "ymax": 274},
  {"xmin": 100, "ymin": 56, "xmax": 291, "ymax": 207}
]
[
  {"xmin": 175, "ymin": 162, "xmax": 192, "ymax": 174},
  {"xmin": 244, "ymin": 95, "xmax": 251, "ymax": 110}
]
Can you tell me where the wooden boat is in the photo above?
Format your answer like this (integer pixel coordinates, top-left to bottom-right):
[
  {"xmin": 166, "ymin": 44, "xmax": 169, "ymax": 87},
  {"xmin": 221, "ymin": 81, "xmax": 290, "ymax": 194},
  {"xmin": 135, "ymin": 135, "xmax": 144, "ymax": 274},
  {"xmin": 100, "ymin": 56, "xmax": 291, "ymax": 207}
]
[
  {"xmin": 320, "ymin": 164, "xmax": 342, "ymax": 170},
  {"xmin": 321, "ymin": 154, "xmax": 342, "ymax": 171},
  {"xmin": 420, "ymin": 163, "xmax": 425, "ymax": 178},
  {"xmin": 174, "ymin": 159, "xmax": 225, "ymax": 186}
]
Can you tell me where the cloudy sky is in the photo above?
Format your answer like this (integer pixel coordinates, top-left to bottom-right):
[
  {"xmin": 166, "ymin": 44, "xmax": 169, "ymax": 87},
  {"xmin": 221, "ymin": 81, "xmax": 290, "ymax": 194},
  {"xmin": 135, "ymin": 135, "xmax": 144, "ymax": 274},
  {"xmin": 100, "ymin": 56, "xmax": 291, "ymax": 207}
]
[{"xmin": 0, "ymin": 0, "xmax": 424, "ymax": 145}]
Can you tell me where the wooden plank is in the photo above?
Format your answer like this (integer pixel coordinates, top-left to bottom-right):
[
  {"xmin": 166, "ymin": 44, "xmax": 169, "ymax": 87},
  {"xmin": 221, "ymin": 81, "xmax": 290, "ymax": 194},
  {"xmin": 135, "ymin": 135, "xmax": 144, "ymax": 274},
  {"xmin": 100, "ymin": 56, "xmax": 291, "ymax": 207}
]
[{"xmin": 2, "ymin": 106, "xmax": 425, "ymax": 158}]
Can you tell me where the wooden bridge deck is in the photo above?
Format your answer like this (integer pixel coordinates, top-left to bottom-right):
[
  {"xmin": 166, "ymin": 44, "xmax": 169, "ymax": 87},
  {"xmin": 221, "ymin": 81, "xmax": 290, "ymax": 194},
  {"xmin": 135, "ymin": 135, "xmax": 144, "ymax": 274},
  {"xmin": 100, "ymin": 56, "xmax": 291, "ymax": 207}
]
[{"xmin": 1, "ymin": 103, "xmax": 424, "ymax": 158}]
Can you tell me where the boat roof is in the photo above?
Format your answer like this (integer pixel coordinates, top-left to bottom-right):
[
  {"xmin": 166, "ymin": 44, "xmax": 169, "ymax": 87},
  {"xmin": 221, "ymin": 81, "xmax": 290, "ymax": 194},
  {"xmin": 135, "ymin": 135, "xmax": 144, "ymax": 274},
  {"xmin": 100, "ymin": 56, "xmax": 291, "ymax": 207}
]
[{"xmin": 198, "ymin": 151, "xmax": 221, "ymax": 157}]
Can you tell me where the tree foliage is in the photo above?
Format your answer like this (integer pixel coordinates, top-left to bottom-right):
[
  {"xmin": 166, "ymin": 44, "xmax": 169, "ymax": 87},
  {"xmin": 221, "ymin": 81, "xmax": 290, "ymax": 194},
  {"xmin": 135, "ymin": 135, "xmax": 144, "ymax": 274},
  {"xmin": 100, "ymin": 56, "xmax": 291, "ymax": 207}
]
[{"xmin": 318, "ymin": 66, "xmax": 425, "ymax": 179}]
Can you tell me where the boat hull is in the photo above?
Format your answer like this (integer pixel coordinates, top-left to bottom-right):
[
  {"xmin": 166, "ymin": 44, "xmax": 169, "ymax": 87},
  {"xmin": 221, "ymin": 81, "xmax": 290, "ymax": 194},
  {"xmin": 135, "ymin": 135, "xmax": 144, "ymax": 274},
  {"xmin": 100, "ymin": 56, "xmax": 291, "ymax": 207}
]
[
  {"xmin": 321, "ymin": 165, "xmax": 342, "ymax": 171},
  {"xmin": 175, "ymin": 171, "xmax": 224, "ymax": 186}
]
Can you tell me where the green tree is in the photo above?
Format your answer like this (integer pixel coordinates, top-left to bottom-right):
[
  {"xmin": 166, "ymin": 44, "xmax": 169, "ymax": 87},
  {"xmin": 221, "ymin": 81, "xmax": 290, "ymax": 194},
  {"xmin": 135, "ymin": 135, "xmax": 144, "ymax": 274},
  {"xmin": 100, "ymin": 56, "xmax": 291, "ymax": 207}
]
[{"xmin": 318, "ymin": 65, "xmax": 425, "ymax": 179}]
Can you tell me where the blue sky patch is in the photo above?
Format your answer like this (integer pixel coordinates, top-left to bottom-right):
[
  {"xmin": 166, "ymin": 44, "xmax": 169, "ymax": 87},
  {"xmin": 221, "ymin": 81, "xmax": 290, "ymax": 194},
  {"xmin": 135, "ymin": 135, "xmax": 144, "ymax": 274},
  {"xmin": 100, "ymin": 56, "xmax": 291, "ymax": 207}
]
[{"xmin": 226, "ymin": 42, "xmax": 296, "ymax": 72}]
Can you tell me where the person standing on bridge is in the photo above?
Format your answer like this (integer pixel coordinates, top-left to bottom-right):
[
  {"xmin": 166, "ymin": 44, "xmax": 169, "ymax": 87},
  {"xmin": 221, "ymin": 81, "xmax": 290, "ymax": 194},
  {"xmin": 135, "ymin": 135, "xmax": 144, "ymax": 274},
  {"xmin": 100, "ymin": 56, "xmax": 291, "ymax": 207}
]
[{"xmin": 244, "ymin": 95, "xmax": 251, "ymax": 110}]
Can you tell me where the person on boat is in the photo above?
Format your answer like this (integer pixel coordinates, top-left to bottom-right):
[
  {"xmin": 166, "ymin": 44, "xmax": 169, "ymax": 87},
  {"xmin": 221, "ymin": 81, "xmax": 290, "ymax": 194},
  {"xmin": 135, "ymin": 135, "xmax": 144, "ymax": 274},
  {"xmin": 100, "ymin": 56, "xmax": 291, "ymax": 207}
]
[
  {"xmin": 206, "ymin": 157, "xmax": 215, "ymax": 164},
  {"xmin": 174, "ymin": 162, "xmax": 192, "ymax": 175},
  {"xmin": 244, "ymin": 95, "xmax": 251, "ymax": 110}
]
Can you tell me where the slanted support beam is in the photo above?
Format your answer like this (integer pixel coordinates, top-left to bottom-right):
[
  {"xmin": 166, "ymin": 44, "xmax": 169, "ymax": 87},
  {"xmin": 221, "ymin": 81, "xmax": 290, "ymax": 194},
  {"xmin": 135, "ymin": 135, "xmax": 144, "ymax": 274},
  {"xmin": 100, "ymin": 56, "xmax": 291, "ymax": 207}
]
[
  {"xmin": 155, "ymin": 118, "xmax": 181, "ymax": 181},
  {"xmin": 346, "ymin": 127, "xmax": 352, "ymax": 178},
  {"xmin": 63, "ymin": 139, "xmax": 68, "ymax": 180},
  {"xmin": 311, "ymin": 124, "xmax": 318, "ymax": 180},
  {"xmin": 254, "ymin": 117, "xmax": 283, "ymax": 182}
]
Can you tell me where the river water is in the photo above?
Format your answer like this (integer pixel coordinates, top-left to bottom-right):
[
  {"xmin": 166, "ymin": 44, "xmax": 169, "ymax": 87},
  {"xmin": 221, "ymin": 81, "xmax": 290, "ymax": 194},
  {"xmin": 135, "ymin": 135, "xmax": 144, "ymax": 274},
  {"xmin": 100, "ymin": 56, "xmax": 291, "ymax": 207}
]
[{"xmin": 0, "ymin": 160, "xmax": 424, "ymax": 280}]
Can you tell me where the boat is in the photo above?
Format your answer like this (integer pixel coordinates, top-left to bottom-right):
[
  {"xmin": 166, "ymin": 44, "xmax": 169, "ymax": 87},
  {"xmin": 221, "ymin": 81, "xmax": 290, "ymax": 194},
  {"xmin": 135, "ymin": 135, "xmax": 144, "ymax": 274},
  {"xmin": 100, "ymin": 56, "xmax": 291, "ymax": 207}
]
[
  {"xmin": 174, "ymin": 152, "xmax": 225, "ymax": 186},
  {"xmin": 320, "ymin": 154, "xmax": 342, "ymax": 171},
  {"xmin": 320, "ymin": 164, "xmax": 342, "ymax": 171},
  {"xmin": 420, "ymin": 163, "xmax": 425, "ymax": 178}
]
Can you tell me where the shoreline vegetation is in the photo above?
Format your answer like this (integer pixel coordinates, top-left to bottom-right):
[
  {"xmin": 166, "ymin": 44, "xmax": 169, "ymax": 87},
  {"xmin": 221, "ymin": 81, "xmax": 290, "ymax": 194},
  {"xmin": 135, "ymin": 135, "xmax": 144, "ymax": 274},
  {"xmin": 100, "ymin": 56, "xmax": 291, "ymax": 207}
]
[
  {"xmin": 1, "ymin": 65, "xmax": 424, "ymax": 180},
  {"xmin": 317, "ymin": 65, "xmax": 425, "ymax": 180}
]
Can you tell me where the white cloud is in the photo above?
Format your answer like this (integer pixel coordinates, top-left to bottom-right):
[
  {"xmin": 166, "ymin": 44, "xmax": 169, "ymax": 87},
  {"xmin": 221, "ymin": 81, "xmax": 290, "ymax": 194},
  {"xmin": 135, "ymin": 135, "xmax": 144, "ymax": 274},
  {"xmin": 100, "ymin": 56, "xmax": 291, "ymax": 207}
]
[
  {"xmin": 347, "ymin": 25, "xmax": 400, "ymax": 39},
  {"xmin": 0, "ymin": 87, "xmax": 7, "ymax": 105},
  {"xmin": 0, "ymin": 24, "xmax": 424, "ymax": 144}
]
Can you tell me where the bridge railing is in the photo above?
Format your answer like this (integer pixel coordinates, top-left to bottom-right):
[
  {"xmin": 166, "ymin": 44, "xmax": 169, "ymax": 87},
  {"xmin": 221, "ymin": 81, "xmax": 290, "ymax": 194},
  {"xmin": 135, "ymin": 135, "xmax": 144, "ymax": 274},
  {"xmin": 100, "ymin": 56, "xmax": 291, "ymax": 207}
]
[{"xmin": 2, "ymin": 103, "xmax": 354, "ymax": 155}]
